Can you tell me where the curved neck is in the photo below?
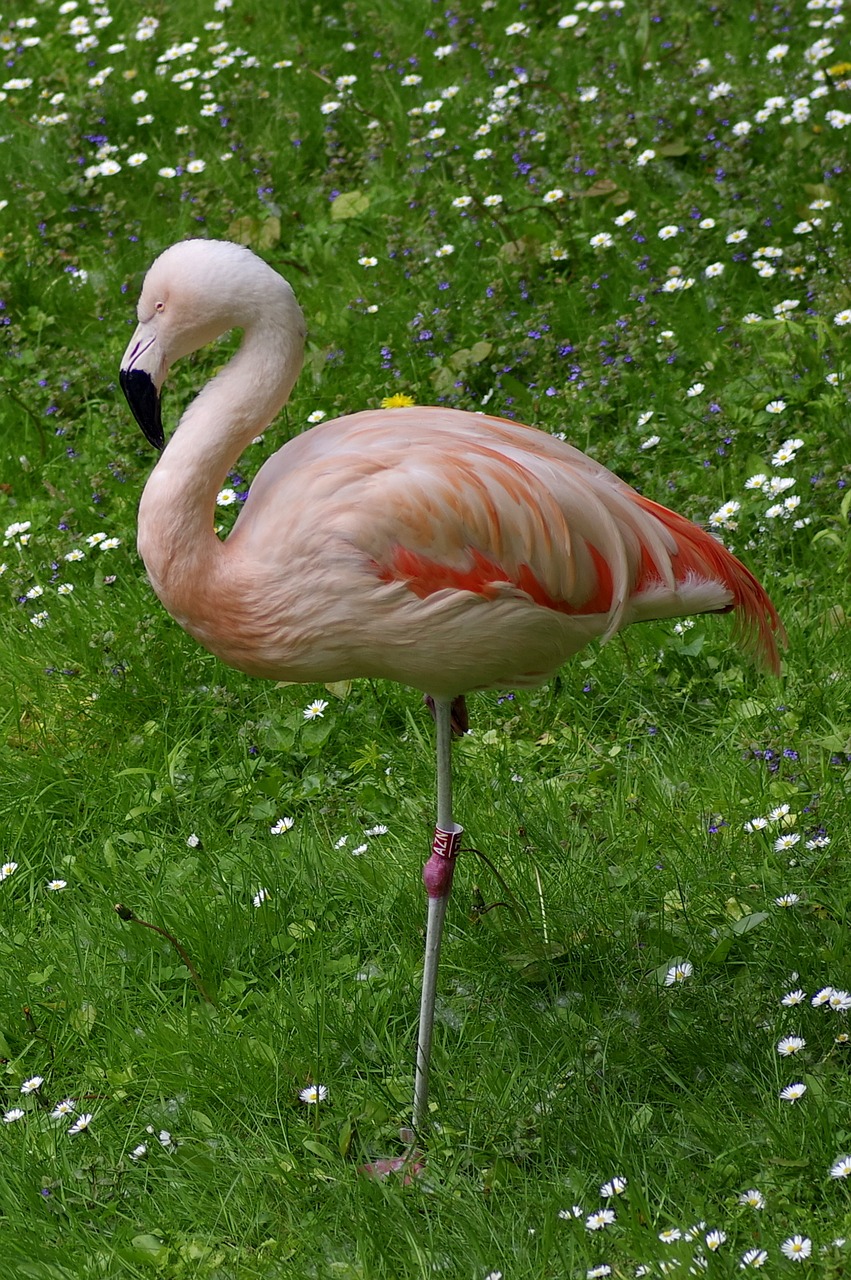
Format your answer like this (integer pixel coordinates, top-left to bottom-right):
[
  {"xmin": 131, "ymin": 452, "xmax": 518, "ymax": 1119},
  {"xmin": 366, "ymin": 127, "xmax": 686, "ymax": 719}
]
[{"xmin": 137, "ymin": 320, "xmax": 302, "ymax": 604}]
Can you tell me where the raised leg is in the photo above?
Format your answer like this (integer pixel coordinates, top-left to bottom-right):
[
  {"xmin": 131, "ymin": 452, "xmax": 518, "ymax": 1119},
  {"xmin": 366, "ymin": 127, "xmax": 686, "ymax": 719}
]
[{"xmin": 410, "ymin": 696, "xmax": 463, "ymax": 1136}]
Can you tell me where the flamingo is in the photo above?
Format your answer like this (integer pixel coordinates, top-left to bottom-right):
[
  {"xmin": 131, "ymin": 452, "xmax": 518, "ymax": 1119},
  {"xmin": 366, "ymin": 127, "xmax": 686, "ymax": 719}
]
[{"xmin": 119, "ymin": 238, "xmax": 784, "ymax": 1144}]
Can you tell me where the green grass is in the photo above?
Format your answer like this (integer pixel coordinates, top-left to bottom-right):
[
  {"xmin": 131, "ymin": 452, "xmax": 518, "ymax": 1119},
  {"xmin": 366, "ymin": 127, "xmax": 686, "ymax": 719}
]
[{"xmin": 1, "ymin": 0, "xmax": 851, "ymax": 1276}]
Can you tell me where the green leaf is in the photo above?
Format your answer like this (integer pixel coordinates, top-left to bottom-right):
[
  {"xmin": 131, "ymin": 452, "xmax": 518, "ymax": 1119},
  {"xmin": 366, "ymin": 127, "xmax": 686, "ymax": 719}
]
[
  {"xmin": 705, "ymin": 935, "xmax": 734, "ymax": 964},
  {"xmin": 228, "ymin": 214, "xmax": 281, "ymax": 249},
  {"xmin": 302, "ymin": 717, "xmax": 333, "ymax": 749},
  {"xmin": 26, "ymin": 966, "xmax": 55, "ymax": 986},
  {"xmin": 70, "ymin": 1003, "xmax": 97, "ymax": 1037},
  {"xmin": 730, "ymin": 911, "xmax": 769, "ymax": 935},
  {"xmin": 129, "ymin": 1235, "xmax": 168, "ymax": 1265},
  {"xmin": 330, "ymin": 190, "xmax": 370, "ymax": 220},
  {"xmin": 190, "ymin": 1110, "xmax": 215, "ymax": 1136},
  {"xmin": 733, "ymin": 698, "xmax": 766, "ymax": 720},
  {"xmin": 629, "ymin": 1103, "xmax": 653, "ymax": 1135},
  {"xmin": 338, "ymin": 1116, "xmax": 353, "ymax": 1157},
  {"xmin": 302, "ymin": 1138, "xmax": 336, "ymax": 1160}
]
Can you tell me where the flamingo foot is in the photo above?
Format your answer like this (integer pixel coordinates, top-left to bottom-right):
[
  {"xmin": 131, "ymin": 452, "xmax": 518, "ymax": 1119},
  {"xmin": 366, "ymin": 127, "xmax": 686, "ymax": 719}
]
[{"xmin": 359, "ymin": 1151, "xmax": 425, "ymax": 1182}]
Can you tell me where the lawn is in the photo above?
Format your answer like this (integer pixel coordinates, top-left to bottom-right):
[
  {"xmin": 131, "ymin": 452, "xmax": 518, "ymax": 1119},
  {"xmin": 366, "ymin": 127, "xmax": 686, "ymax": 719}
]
[{"xmin": 1, "ymin": 0, "xmax": 850, "ymax": 1276}]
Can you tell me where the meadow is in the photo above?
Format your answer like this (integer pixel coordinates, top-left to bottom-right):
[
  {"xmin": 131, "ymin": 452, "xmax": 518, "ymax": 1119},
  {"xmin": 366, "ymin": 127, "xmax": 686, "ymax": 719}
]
[{"xmin": 1, "ymin": 0, "xmax": 851, "ymax": 1275}]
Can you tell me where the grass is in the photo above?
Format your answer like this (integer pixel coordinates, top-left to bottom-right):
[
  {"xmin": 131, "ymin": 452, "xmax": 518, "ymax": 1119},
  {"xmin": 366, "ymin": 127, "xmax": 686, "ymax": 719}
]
[{"xmin": 1, "ymin": 0, "xmax": 851, "ymax": 1275}]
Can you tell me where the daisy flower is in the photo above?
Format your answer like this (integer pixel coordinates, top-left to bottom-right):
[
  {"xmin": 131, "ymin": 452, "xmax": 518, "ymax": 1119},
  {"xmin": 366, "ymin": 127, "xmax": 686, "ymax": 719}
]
[
  {"xmin": 777, "ymin": 1035, "xmax": 805, "ymax": 1056},
  {"xmin": 303, "ymin": 699, "xmax": 328, "ymax": 719},
  {"xmin": 270, "ymin": 816, "xmax": 294, "ymax": 835},
  {"xmin": 830, "ymin": 1156, "xmax": 851, "ymax": 1179},
  {"xmin": 299, "ymin": 1084, "xmax": 328, "ymax": 1104},
  {"xmin": 68, "ymin": 1113, "xmax": 93, "ymax": 1135},
  {"xmin": 709, "ymin": 500, "xmax": 740, "ymax": 528},
  {"xmin": 779, "ymin": 1082, "xmax": 807, "ymax": 1102},
  {"xmin": 738, "ymin": 1189, "xmax": 766, "ymax": 1209},
  {"xmin": 740, "ymin": 1248, "xmax": 768, "ymax": 1267},
  {"xmin": 50, "ymin": 1100, "xmax": 75, "ymax": 1119},
  {"xmin": 20, "ymin": 1076, "xmax": 43, "ymax": 1095},
  {"xmin": 585, "ymin": 1209, "xmax": 616, "ymax": 1231},
  {"xmin": 780, "ymin": 1236, "xmax": 811, "ymax": 1262}
]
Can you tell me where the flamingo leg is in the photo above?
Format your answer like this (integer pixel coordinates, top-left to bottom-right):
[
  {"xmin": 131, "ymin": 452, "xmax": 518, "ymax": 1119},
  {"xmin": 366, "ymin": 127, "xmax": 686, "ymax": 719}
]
[{"xmin": 409, "ymin": 696, "xmax": 463, "ymax": 1137}]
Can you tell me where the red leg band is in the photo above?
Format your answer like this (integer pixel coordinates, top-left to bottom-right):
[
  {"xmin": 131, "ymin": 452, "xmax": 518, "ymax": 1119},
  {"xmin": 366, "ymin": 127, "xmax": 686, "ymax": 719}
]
[{"xmin": 422, "ymin": 824, "xmax": 463, "ymax": 899}]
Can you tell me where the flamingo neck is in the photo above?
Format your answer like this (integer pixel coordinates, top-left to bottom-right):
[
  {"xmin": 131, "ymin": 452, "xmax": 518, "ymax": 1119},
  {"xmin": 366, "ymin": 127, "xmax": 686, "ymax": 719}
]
[{"xmin": 137, "ymin": 320, "xmax": 302, "ymax": 608}]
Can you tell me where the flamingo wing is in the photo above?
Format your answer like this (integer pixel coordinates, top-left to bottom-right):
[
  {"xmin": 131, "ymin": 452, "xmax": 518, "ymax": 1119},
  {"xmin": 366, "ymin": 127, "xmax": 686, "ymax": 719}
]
[{"xmin": 235, "ymin": 408, "xmax": 783, "ymax": 679}]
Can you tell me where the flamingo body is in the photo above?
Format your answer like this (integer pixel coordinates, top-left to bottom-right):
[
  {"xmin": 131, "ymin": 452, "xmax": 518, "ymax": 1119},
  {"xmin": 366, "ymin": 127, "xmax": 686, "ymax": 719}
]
[{"xmin": 122, "ymin": 241, "xmax": 782, "ymax": 696}]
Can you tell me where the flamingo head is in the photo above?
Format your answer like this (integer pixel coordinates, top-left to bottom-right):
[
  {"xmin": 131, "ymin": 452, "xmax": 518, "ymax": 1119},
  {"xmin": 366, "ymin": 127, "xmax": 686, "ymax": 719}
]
[{"xmin": 119, "ymin": 238, "xmax": 304, "ymax": 450}]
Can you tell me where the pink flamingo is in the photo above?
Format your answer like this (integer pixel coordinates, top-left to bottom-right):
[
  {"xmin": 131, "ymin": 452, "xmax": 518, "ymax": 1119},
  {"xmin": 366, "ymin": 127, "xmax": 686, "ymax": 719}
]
[{"xmin": 120, "ymin": 239, "xmax": 783, "ymax": 1142}]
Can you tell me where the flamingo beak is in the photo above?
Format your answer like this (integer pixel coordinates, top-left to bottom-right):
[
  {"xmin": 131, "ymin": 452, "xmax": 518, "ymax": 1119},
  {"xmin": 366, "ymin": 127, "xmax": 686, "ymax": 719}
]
[{"xmin": 119, "ymin": 324, "xmax": 166, "ymax": 451}]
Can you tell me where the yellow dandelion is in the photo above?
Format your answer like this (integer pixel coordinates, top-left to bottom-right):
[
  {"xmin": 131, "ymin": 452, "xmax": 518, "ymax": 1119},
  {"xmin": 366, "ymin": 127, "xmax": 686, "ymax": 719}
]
[{"xmin": 380, "ymin": 393, "xmax": 415, "ymax": 409}]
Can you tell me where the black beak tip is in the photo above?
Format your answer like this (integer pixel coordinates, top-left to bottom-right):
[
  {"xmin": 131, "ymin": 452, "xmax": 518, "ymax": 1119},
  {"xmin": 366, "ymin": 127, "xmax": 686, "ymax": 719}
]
[{"xmin": 119, "ymin": 367, "xmax": 165, "ymax": 451}]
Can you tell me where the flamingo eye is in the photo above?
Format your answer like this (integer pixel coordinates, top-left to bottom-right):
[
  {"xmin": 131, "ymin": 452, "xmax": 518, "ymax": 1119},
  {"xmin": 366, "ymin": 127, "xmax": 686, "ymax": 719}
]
[{"xmin": 155, "ymin": 300, "xmax": 165, "ymax": 313}]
